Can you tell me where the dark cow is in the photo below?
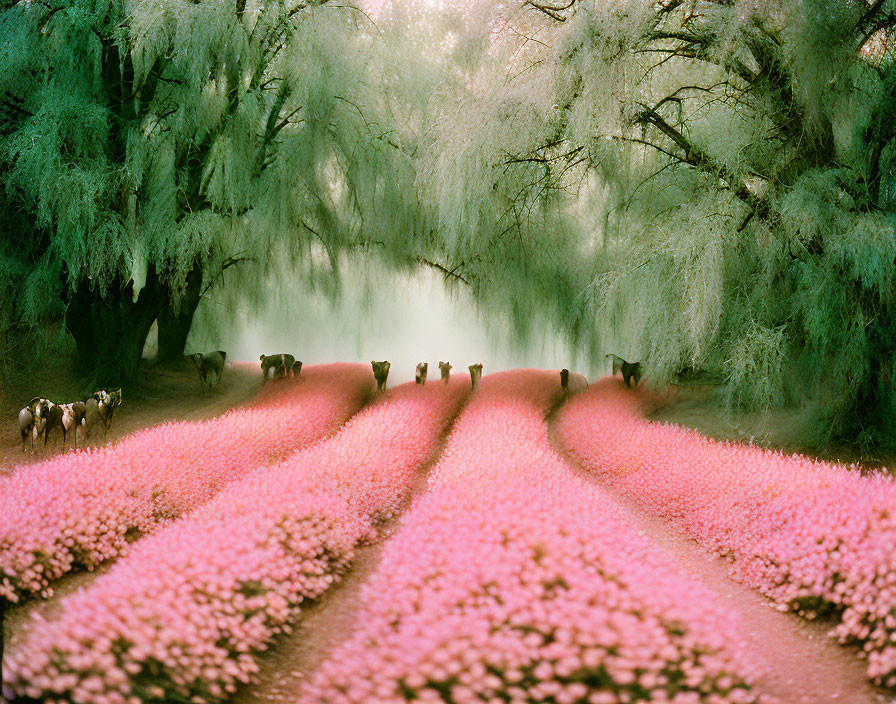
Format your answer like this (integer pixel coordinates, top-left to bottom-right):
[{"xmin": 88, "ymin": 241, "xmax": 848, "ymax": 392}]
[
  {"xmin": 439, "ymin": 361, "xmax": 452, "ymax": 384},
  {"xmin": 192, "ymin": 351, "xmax": 227, "ymax": 390},
  {"xmin": 260, "ymin": 353, "xmax": 296, "ymax": 382},
  {"xmin": 82, "ymin": 397, "xmax": 103, "ymax": 441},
  {"xmin": 371, "ymin": 361, "xmax": 390, "ymax": 393},
  {"xmin": 606, "ymin": 354, "xmax": 643, "ymax": 388},
  {"xmin": 469, "ymin": 363, "xmax": 483, "ymax": 389},
  {"xmin": 560, "ymin": 369, "xmax": 589, "ymax": 396},
  {"xmin": 415, "ymin": 362, "xmax": 428, "ymax": 385}
]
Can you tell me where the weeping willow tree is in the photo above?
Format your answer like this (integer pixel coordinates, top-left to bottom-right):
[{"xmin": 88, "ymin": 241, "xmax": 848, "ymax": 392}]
[
  {"xmin": 419, "ymin": 0, "xmax": 896, "ymax": 449},
  {"xmin": 0, "ymin": 0, "xmax": 418, "ymax": 386}
]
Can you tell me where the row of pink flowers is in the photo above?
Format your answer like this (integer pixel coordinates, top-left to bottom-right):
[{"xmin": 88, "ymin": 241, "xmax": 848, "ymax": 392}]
[
  {"xmin": 300, "ymin": 371, "xmax": 764, "ymax": 704},
  {"xmin": 555, "ymin": 377, "xmax": 896, "ymax": 687},
  {"xmin": 0, "ymin": 363, "xmax": 374, "ymax": 602},
  {"xmin": 3, "ymin": 378, "xmax": 469, "ymax": 704}
]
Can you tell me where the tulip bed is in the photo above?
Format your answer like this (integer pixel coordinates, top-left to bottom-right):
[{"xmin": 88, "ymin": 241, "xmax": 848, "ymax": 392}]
[
  {"xmin": 300, "ymin": 371, "xmax": 762, "ymax": 704},
  {"xmin": 4, "ymin": 378, "xmax": 469, "ymax": 704},
  {"xmin": 555, "ymin": 378, "xmax": 896, "ymax": 687},
  {"xmin": 0, "ymin": 363, "xmax": 373, "ymax": 602}
]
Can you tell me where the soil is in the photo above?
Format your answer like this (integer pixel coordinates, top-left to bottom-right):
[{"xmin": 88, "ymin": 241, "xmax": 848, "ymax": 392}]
[
  {"xmin": 549, "ymin": 400, "xmax": 893, "ymax": 704},
  {"xmin": 650, "ymin": 382, "xmax": 896, "ymax": 473},
  {"xmin": 228, "ymin": 416, "xmax": 458, "ymax": 704},
  {"xmin": 557, "ymin": 453, "xmax": 888, "ymax": 703},
  {"xmin": 2, "ymin": 358, "xmax": 264, "ymax": 669},
  {"xmin": 5, "ymin": 375, "xmax": 895, "ymax": 704}
]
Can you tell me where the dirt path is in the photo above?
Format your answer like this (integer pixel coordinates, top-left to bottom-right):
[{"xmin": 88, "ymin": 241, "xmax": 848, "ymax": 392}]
[
  {"xmin": 547, "ymin": 420, "xmax": 891, "ymax": 704},
  {"xmin": 229, "ymin": 431, "xmax": 450, "ymax": 704},
  {"xmin": 650, "ymin": 383, "xmax": 896, "ymax": 473}
]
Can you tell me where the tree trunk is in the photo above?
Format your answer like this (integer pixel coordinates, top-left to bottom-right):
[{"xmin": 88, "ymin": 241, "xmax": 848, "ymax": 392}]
[
  {"xmin": 156, "ymin": 265, "xmax": 203, "ymax": 364},
  {"xmin": 65, "ymin": 268, "xmax": 166, "ymax": 390}
]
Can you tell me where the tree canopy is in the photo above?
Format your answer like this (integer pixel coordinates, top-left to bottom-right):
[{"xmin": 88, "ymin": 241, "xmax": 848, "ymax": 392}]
[
  {"xmin": 0, "ymin": 0, "xmax": 420, "ymax": 383},
  {"xmin": 2, "ymin": 0, "xmax": 895, "ymax": 450},
  {"xmin": 416, "ymin": 0, "xmax": 896, "ymax": 448}
]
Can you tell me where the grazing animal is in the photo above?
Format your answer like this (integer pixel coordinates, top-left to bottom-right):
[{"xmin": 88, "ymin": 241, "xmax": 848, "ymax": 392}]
[
  {"xmin": 82, "ymin": 397, "xmax": 103, "ymax": 441},
  {"xmin": 19, "ymin": 397, "xmax": 51, "ymax": 453},
  {"xmin": 192, "ymin": 351, "xmax": 227, "ymax": 390},
  {"xmin": 96, "ymin": 388, "xmax": 122, "ymax": 438},
  {"xmin": 18, "ymin": 406, "xmax": 35, "ymax": 453},
  {"xmin": 260, "ymin": 353, "xmax": 296, "ymax": 382},
  {"xmin": 41, "ymin": 402, "xmax": 64, "ymax": 448},
  {"xmin": 560, "ymin": 369, "xmax": 589, "ymax": 396},
  {"xmin": 606, "ymin": 354, "xmax": 643, "ymax": 388},
  {"xmin": 44, "ymin": 401, "xmax": 87, "ymax": 450},
  {"xmin": 439, "ymin": 361, "xmax": 452, "ymax": 384},
  {"xmin": 87, "ymin": 390, "xmax": 113, "ymax": 440},
  {"xmin": 71, "ymin": 400, "xmax": 87, "ymax": 444},
  {"xmin": 292, "ymin": 360, "xmax": 303, "ymax": 377},
  {"xmin": 371, "ymin": 360, "xmax": 391, "ymax": 393},
  {"xmin": 469, "ymin": 363, "xmax": 483, "ymax": 389},
  {"xmin": 416, "ymin": 362, "xmax": 428, "ymax": 385}
]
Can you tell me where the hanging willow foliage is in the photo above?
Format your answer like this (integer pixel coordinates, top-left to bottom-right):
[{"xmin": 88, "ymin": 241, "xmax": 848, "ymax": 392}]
[
  {"xmin": 417, "ymin": 0, "xmax": 896, "ymax": 448},
  {"xmin": 0, "ymin": 0, "xmax": 425, "ymax": 383}
]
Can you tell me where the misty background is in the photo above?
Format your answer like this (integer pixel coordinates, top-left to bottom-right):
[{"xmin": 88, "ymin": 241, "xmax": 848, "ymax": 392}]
[{"xmin": 180, "ymin": 261, "xmax": 585, "ymax": 384}]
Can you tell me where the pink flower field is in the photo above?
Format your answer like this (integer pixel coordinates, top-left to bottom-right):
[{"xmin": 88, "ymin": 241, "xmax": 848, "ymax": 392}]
[
  {"xmin": 5, "ymin": 368, "xmax": 894, "ymax": 704},
  {"xmin": 555, "ymin": 378, "xmax": 896, "ymax": 687},
  {"xmin": 3, "ymin": 378, "xmax": 469, "ymax": 704},
  {"xmin": 0, "ymin": 363, "xmax": 373, "ymax": 602},
  {"xmin": 299, "ymin": 371, "xmax": 765, "ymax": 704}
]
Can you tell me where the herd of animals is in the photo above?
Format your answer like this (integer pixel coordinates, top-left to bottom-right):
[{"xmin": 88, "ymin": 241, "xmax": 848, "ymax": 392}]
[
  {"xmin": 18, "ymin": 389, "xmax": 122, "ymax": 454},
  {"xmin": 13, "ymin": 352, "xmax": 642, "ymax": 455}
]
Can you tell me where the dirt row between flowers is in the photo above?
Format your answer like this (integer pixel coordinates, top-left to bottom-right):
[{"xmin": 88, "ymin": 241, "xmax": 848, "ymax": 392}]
[
  {"xmin": 5, "ymin": 372, "xmax": 892, "ymax": 704},
  {"xmin": 4, "ymin": 377, "xmax": 471, "ymax": 703},
  {"xmin": 237, "ymin": 375, "xmax": 887, "ymax": 704},
  {"xmin": 553, "ymin": 377, "xmax": 896, "ymax": 703},
  {"xmin": 3, "ymin": 363, "xmax": 265, "ymax": 654},
  {"xmin": 549, "ymin": 425, "xmax": 883, "ymax": 704},
  {"xmin": 0, "ymin": 362, "xmax": 262, "ymax": 475},
  {"xmin": 227, "ymin": 441, "xmax": 439, "ymax": 704}
]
